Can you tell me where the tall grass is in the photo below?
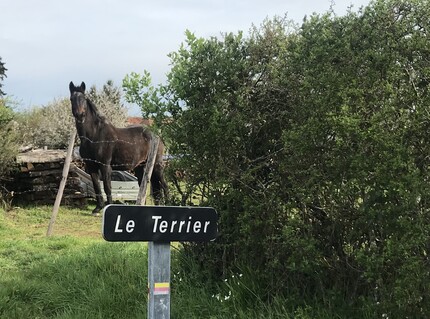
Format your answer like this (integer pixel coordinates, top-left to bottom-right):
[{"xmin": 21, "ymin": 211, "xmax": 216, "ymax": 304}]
[
  {"xmin": 0, "ymin": 205, "xmax": 148, "ymax": 318},
  {"xmin": 170, "ymin": 253, "xmax": 358, "ymax": 319},
  {"xmin": 1, "ymin": 242, "xmax": 148, "ymax": 318}
]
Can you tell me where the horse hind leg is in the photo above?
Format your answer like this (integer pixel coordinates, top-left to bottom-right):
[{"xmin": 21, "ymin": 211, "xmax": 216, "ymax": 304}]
[
  {"xmin": 151, "ymin": 164, "xmax": 168, "ymax": 205},
  {"xmin": 134, "ymin": 165, "xmax": 144, "ymax": 186},
  {"xmin": 100, "ymin": 165, "xmax": 113, "ymax": 206}
]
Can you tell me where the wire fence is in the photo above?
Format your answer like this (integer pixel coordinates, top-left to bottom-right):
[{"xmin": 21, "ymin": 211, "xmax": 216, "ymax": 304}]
[
  {"xmin": 78, "ymin": 135, "xmax": 149, "ymax": 145},
  {"xmin": 2, "ymin": 134, "xmax": 162, "ymax": 203}
]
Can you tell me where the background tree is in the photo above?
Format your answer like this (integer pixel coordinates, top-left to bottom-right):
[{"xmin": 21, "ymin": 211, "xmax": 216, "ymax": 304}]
[
  {"xmin": 0, "ymin": 58, "xmax": 19, "ymax": 205},
  {"xmin": 0, "ymin": 57, "xmax": 7, "ymax": 96},
  {"xmin": 87, "ymin": 80, "xmax": 128, "ymax": 128},
  {"xmin": 0, "ymin": 98, "xmax": 18, "ymax": 177},
  {"xmin": 17, "ymin": 98, "xmax": 74, "ymax": 149}
]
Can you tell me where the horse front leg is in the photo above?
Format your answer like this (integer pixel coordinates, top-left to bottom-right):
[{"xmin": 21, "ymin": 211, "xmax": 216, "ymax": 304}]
[
  {"xmin": 89, "ymin": 170, "xmax": 104, "ymax": 215},
  {"xmin": 101, "ymin": 165, "xmax": 113, "ymax": 206}
]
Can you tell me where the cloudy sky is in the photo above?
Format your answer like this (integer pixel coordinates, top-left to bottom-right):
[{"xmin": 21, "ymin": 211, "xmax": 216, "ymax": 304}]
[{"xmin": 1, "ymin": 0, "xmax": 370, "ymax": 115}]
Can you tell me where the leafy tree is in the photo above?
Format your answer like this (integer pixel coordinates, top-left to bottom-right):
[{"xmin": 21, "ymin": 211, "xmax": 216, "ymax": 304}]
[
  {"xmin": 279, "ymin": 1, "xmax": 430, "ymax": 315},
  {"xmin": 123, "ymin": 71, "xmax": 164, "ymax": 122},
  {"xmin": 126, "ymin": 0, "xmax": 430, "ymax": 316}
]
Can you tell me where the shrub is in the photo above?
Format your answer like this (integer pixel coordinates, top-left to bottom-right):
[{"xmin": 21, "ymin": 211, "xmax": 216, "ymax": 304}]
[
  {"xmin": 0, "ymin": 98, "xmax": 18, "ymax": 176},
  {"xmin": 127, "ymin": 0, "xmax": 430, "ymax": 315}
]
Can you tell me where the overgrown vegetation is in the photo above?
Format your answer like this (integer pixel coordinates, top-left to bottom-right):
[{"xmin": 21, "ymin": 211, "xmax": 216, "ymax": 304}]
[
  {"xmin": 125, "ymin": 0, "xmax": 430, "ymax": 317},
  {"xmin": 1, "ymin": 206, "xmax": 354, "ymax": 318}
]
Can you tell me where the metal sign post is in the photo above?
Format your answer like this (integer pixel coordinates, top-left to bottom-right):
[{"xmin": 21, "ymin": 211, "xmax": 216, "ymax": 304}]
[
  {"xmin": 102, "ymin": 205, "xmax": 218, "ymax": 319},
  {"xmin": 147, "ymin": 242, "xmax": 170, "ymax": 319}
]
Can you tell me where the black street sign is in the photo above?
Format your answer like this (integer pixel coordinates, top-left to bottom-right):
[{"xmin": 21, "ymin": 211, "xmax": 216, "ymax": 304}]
[{"xmin": 102, "ymin": 204, "xmax": 218, "ymax": 242}]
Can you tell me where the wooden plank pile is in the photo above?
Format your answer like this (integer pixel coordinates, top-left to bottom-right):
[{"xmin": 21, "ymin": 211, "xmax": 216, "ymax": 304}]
[
  {"xmin": 7, "ymin": 148, "xmax": 140, "ymax": 205},
  {"xmin": 9, "ymin": 149, "xmax": 89, "ymax": 205}
]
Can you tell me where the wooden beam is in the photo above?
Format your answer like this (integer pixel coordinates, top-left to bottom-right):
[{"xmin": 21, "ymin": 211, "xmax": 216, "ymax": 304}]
[{"xmin": 46, "ymin": 130, "xmax": 76, "ymax": 236}]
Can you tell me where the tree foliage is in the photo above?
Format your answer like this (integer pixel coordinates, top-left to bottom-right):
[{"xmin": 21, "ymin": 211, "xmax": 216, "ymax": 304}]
[
  {"xmin": 0, "ymin": 58, "xmax": 18, "ymax": 180},
  {"xmin": 127, "ymin": 0, "xmax": 430, "ymax": 316},
  {"xmin": 0, "ymin": 98, "xmax": 18, "ymax": 177},
  {"xmin": 0, "ymin": 57, "xmax": 7, "ymax": 96},
  {"xmin": 17, "ymin": 98, "xmax": 74, "ymax": 149},
  {"xmin": 123, "ymin": 71, "xmax": 166, "ymax": 125},
  {"xmin": 87, "ymin": 80, "xmax": 128, "ymax": 128}
]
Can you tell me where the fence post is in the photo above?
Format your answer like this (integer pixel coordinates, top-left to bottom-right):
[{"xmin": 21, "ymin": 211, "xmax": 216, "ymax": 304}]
[
  {"xmin": 47, "ymin": 129, "xmax": 76, "ymax": 236},
  {"xmin": 136, "ymin": 136, "xmax": 160, "ymax": 206}
]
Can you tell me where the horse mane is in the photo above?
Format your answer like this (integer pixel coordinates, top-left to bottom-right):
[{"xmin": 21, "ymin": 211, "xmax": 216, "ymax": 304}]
[{"xmin": 86, "ymin": 97, "xmax": 109, "ymax": 124}]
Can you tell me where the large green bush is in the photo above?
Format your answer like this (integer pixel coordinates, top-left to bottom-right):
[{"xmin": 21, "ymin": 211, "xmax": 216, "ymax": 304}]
[{"xmin": 126, "ymin": 0, "xmax": 430, "ymax": 316}]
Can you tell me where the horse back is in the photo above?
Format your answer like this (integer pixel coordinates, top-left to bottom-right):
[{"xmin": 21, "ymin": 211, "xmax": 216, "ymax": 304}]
[{"xmin": 111, "ymin": 125, "xmax": 161, "ymax": 169}]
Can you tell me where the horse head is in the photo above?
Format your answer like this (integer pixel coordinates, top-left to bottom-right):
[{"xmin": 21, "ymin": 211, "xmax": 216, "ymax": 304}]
[{"xmin": 69, "ymin": 81, "xmax": 87, "ymax": 123}]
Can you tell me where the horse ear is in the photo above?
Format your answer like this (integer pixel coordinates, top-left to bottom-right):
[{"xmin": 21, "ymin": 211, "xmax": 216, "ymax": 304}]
[
  {"xmin": 69, "ymin": 81, "xmax": 75, "ymax": 94},
  {"xmin": 80, "ymin": 82, "xmax": 86, "ymax": 93}
]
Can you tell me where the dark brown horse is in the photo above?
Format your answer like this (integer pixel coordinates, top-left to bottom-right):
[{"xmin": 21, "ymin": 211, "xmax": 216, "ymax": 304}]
[{"xmin": 69, "ymin": 81, "xmax": 168, "ymax": 215}]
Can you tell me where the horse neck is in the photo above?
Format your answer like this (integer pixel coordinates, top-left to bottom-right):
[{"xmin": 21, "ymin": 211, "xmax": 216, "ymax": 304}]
[{"xmin": 76, "ymin": 107, "xmax": 113, "ymax": 143}]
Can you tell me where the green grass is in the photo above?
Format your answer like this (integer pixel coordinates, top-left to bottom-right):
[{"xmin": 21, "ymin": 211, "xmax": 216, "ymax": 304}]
[
  {"xmin": 0, "ymin": 205, "xmax": 149, "ymax": 318},
  {"xmin": 0, "ymin": 205, "xmax": 365, "ymax": 318},
  {"xmin": 1, "ymin": 243, "xmax": 148, "ymax": 318}
]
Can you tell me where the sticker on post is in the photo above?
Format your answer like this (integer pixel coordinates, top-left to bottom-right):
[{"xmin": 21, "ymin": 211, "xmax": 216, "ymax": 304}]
[{"xmin": 153, "ymin": 282, "xmax": 170, "ymax": 295}]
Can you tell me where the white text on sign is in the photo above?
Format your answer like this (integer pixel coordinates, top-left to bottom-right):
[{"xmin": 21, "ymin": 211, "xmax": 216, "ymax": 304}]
[
  {"xmin": 113, "ymin": 214, "xmax": 211, "ymax": 234},
  {"xmin": 152, "ymin": 215, "xmax": 211, "ymax": 234},
  {"xmin": 115, "ymin": 215, "xmax": 135, "ymax": 233}
]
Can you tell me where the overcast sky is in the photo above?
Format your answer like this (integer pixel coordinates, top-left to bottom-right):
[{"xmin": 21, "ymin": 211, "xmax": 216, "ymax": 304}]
[{"xmin": 1, "ymin": 0, "xmax": 370, "ymax": 115}]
